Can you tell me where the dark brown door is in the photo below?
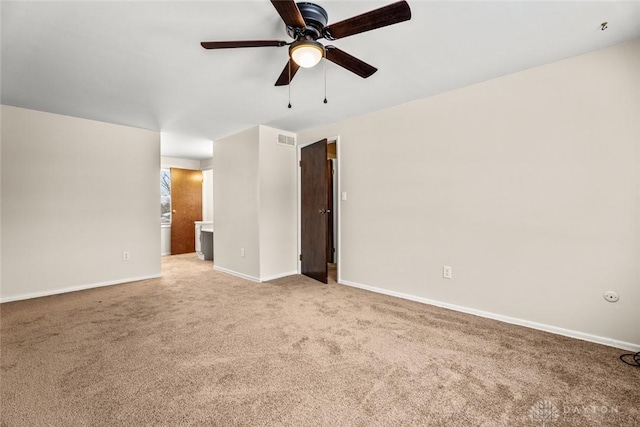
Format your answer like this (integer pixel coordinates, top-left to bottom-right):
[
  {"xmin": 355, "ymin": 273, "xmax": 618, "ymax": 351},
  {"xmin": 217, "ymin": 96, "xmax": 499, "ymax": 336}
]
[
  {"xmin": 170, "ymin": 168, "xmax": 202, "ymax": 255},
  {"xmin": 301, "ymin": 139, "xmax": 329, "ymax": 283}
]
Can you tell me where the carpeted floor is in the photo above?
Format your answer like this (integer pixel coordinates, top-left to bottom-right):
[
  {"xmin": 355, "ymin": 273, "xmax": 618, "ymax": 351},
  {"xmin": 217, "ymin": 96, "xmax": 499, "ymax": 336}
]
[{"xmin": 1, "ymin": 254, "xmax": 639, "ymax": 426}]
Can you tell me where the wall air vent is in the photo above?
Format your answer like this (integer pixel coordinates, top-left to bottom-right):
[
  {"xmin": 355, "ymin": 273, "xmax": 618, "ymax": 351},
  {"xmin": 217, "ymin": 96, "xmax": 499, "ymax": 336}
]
[{"xmin": 277, "ymin": 133, "xmax": 296, "ymax": 147}]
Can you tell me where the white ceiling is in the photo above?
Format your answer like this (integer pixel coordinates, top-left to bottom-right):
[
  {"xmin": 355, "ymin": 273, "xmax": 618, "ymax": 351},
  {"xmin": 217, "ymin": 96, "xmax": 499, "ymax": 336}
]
[{"xmin": 3, "ymin": 1, "xmax": 640, "ymax": 160}]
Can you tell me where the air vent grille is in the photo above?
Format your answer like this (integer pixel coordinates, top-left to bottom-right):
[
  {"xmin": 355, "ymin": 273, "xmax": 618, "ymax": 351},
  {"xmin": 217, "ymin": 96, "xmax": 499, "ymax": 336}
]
[{"xmin": 277, "ymin": 133, "xmax": 296, "ymax": 147}]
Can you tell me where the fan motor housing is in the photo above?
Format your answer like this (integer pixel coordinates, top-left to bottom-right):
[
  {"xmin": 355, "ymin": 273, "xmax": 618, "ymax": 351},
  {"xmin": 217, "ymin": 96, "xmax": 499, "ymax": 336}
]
[{"xmin": 286, "ymin": 2, "xmax": 328, "ymax": 39}]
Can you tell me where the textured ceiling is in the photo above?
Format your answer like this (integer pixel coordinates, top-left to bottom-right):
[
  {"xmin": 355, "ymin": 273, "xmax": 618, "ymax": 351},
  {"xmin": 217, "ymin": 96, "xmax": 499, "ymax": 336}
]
[{"xmin": 2, "ymin": 1, "xmax": 640, "ymax": 159}]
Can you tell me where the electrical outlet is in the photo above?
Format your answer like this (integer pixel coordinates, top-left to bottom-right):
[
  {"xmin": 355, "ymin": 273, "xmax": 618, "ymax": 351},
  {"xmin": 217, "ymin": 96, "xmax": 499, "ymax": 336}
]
[
  {"xmin": 603, "ymin": 291, "xmax": 619, "ymax": 302},
  {"xmin": 240, "ymin": 248, "xmax": 245, "ymax": 258},
  {"xmin": 443, "ymin": 265, "xmax": 452, "ymax": 279},
  {"xmin": 123, "ymin": 251, "xmax": 130, "ymax": 261}
]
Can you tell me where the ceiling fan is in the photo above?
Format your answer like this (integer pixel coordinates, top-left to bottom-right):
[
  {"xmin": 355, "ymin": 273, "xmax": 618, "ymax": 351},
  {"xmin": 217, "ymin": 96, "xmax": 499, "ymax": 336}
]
[{"xmin": 201, "ymin": 0, "xmax": 411, "ymax": 86}]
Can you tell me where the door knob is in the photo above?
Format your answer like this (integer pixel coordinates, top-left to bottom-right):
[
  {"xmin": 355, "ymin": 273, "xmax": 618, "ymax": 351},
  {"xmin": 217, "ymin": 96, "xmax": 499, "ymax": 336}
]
[
  {"xmin": 319, "ymin": 209, "xmax": 331, "ymax": 214},
  {"xmin": 172, "ymin": 210, "xmax": 177, "ymax": 213}
]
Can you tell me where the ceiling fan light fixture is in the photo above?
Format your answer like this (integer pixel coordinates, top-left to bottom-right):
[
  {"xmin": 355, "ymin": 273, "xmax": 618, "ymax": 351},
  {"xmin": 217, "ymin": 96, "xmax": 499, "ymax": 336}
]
[{"xmin": 290, "ymin": 40, "xmax": 324, "ymax": 68}]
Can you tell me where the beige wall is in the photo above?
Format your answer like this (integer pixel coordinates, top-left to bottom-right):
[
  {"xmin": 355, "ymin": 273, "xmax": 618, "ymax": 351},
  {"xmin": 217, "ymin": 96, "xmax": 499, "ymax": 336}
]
[
  {"xmin": 299, "ymin": 40, "xmax": 640, "ymax": 348},
  {"xmin": 160, "ymin": 156, "xmax": 200, "ymax": 170},
  {"xmin": 1, "ymin": 106, "xmax": 161, "ymax": 301},
  {"xmin": 202, "ymin": 169, "xmax": 213, "ymax": 222},
  {"xmin": 258, "ymin": 126, "xmax": 298, "ymax": 280},
  {"xmin": 212, "ymin": 125, "xmax": 298, "ymax": 281},
  {"xmin": 213, "ymin": 126, "xmax": 261, "ymax": 280}
]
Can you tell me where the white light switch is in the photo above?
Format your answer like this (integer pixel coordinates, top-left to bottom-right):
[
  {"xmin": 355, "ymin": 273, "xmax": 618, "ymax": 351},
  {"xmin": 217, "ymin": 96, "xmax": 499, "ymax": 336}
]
[{"xmin": 341, "ymin": 192, "xmax": 347, "ymax": 201}]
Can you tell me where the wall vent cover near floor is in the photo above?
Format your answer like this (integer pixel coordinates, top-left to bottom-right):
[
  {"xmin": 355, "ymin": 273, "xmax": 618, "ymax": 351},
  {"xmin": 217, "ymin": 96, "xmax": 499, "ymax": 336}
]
[{"xmin": 277, "ymin": 133, "xmax": 296, "ymax": 147}]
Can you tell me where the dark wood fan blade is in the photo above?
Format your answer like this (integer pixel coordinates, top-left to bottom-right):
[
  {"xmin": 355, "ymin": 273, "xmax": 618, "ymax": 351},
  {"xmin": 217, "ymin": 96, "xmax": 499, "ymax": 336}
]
[
  {"xmin": 325, "ymin": 46, "xmax": 377, "ymax": 78},
  {"xmin": 323, "ymin": 1, "xmax": 411, "ymax": 40},
  {"xmin": 201, "ymin": 40, "xmax": 287, "ymax": 49},
  {"xmin": 275, "ymin": 59, "xmax": 301, "ymax": 86},
  {"xmin": 270, "ymin": 0, "xmax": 306, "ymax": 29}
]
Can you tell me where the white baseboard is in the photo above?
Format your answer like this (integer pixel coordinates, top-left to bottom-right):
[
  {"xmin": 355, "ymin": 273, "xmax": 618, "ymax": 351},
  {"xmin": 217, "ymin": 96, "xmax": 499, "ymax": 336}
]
[
  {"xmin": 212, "ymin": 267, "xmax": 295, "ymax": 283},
  {"xmin": 260, "ymin": 271, "xmax": 298, "ymax": 282},
  {"xmin": 0, "ymin": 274, "xmax": 162, "ymax": 303},
  {"xmin": 213, "ymin": 265, "xmax": 260, "ymax": 282},
  {"xmin": 340, "ymin": 279, "xmax": 640, "ymax": 353}
]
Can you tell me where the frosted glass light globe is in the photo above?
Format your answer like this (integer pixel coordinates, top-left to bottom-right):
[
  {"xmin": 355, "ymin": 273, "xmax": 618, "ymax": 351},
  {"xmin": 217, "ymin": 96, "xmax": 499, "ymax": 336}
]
[{"xmin": 290, "ymin": 42, "xmax": 324, "ymax": 68}]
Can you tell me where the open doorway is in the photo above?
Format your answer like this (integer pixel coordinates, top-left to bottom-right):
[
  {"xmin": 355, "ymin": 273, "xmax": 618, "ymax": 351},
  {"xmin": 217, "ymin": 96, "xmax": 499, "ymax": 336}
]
[
  {"xmin": 160, "ymin": 154, "xmax": 214, "ymax": 268},
  {"xmin": 298, "ymin": 137, "xmax": 339, "ymax": 284},
  {"xmin": 170, "ymin": 168, "xmax": 203, "ymax": 255},
  {"xmin": 327, "ymin": 141, "xmax": 338, "ymax": 283}
]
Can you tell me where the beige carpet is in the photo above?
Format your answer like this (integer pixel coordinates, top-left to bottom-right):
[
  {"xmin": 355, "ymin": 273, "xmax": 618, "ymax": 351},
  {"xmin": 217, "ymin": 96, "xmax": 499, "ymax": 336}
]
[{"xmin": 1, "ymin": 254, "xmax": 638, "ymax": 426}]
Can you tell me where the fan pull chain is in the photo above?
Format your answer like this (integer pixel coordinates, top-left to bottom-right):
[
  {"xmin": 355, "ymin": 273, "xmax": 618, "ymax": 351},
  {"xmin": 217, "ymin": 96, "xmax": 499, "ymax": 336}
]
[
  {"xmin": 288, "ymin": 59, "xmax": 292, "ymax": 109},
  {"xmin": 323, "ymin": 59, "xmax": 328, "ymax": 104}
]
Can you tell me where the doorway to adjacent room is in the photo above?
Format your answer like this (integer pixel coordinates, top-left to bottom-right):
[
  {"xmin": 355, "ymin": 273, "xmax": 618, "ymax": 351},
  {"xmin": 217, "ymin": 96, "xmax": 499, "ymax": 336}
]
[{"xmin": 298, "ymin": 137, "xmax": 339, "ymax": 284}]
